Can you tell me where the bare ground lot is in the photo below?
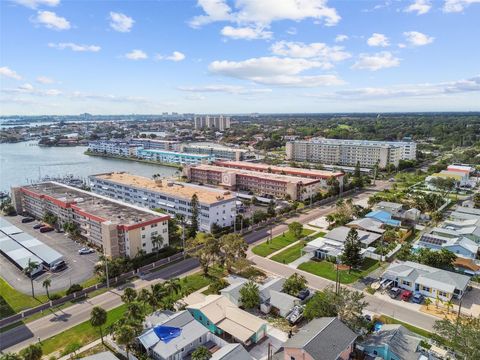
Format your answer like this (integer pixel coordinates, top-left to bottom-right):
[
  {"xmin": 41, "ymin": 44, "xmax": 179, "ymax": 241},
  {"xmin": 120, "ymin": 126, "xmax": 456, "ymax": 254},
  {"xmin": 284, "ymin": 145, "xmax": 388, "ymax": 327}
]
[{"xmin": 1, "ymin": 215, "xmax": 98, "ymax": 295}]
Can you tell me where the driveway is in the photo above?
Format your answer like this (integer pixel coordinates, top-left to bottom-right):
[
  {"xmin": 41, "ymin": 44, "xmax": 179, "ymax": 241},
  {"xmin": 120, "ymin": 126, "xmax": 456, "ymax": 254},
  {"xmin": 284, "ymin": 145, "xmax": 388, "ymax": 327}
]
[
  {"xmin": 0, "ymin": 215, "xmax": 98, "ymax": 294},
  {"xmin": 249, "ymin": 325, "xmax": 288, "ymax": 360}
]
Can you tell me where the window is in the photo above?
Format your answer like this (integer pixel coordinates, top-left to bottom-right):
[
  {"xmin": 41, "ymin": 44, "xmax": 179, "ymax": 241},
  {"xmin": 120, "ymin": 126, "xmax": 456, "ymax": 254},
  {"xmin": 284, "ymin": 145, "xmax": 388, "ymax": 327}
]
[
  {"xmin": 422, "ymin": 286, "xmax": 431, "ymax": 293},
  {"xmin": 438, "ymin": 291, "xmax": 448, "ymax": 297}
]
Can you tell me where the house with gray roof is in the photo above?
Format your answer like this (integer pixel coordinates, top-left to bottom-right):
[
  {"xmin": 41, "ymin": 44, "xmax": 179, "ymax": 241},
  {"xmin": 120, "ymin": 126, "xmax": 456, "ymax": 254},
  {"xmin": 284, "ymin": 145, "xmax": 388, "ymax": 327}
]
[
  {"xmin": 138, "ymin": 310, "xmax": 222, "ymax": 360},
  {"xmin": 418, "ymin": 228, "xmax": 479, "ymax": 260},
  {"xmin": 347, "ymin": 217, "xmax": 385, "ymax": 235},
  {"xmin": 358, "ymin": 324, "xmax": 424, "ymax": 360},
  {"xmin": 211, "ymin": 343, "xmax": 252, "ymax": 360},
  {"xmin": 381, "ymin": 261, "xmax": 470, "ymax": 301},
  {"xmin": 280, "ymin": 317, "xmax": 357, "ymax": 360}
]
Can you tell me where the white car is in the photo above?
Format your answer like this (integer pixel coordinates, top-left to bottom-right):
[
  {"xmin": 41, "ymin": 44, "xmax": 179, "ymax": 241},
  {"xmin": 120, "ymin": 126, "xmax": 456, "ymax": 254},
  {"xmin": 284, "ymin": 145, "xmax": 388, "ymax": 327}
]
[{"xmin": 78, "ymin": 247, "xmax": 94, "ymax": 255}]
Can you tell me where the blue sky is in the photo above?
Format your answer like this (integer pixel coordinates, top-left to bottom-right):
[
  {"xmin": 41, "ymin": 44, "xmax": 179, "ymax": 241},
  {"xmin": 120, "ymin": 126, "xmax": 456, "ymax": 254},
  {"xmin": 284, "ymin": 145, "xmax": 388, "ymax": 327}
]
[{"xmin": 1, "ymin": 0, "xmax": 479, "ymax": 115}]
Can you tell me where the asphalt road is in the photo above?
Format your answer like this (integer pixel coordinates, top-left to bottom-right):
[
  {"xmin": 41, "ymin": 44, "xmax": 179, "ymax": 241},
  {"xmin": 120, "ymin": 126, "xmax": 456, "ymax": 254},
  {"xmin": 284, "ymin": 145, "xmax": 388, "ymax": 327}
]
[{"xmin": 0, "ymin": 257, "xmax": 199, "ymax": 353}]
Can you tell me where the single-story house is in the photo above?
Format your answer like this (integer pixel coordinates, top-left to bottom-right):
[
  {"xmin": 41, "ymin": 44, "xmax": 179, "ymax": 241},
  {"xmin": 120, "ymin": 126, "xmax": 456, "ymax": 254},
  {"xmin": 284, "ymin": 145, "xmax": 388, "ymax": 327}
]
[
  {"xmin": 442, "ymin": 218, "xmax": 480, "ymax": 243},
  {"xmin": 454, "ymin": 257, "xmax": 480, "ymax": 276},
  {"xmin": 419, "ymin": 229, "xmax": 479, "ymax": 259},
  {"xmin": 347, "ymin": 217, "xmax": 385, "ymax": 235},
  {"xmin": 374, "ymin": 201, "xmax": 403, "ymax": 216},
  {"xmin": 305, "ymin": 226, "xmax": 382, "ymax": 260},
  {"xmin": 187, "ymin": 295, "xmax": 267, "ymax": 346},
  {"xmin": 211, "ymin": 343, "xmax": 252, "ymax": 360},
  {"xmin": 220, "ymin": 276, "xmax": 301, "ymax": 317},
  {"xmin": 138, "ymin": 310, "xmax": 215, "ymax": 360},
  {"xmin": 366, "ymin": 211, "xmax": 401, "ymax": 227},
  {"xmin": 358, "ymin": 324, "xmax": 424, "ymax": 360},
  {"xmin": 280, "ymin": 317, "xmax": 357, "ymax": 360},
  {"xmin": 454, "ymin": 206, "xmax": 480, "ymax": 217},
  {"xmin": 81, "ymin": 352, "xmax": 119, "ymax": 360},
  {"xmin": 381, "ymin": 261, "xmax": 471, "ymax": 301}
]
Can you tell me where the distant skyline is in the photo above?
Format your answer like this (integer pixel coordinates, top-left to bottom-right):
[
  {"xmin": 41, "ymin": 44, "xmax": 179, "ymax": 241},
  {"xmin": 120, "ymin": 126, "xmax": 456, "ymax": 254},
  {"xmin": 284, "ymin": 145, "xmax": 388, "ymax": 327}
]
[{"xmin": 1, "ymin": 0, "xmax": 479, "ymax": 115}]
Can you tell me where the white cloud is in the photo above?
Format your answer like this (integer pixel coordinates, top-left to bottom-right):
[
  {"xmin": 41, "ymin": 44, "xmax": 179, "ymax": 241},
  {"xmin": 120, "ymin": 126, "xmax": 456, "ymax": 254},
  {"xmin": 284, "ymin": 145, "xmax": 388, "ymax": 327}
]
[
  {"xmin": 443, "ymin": 0, "xmax": 480, "ymax": 12},
  {"xmin": 286, "ymin": 27, "xmax": 297, "ymax": 35},
  {"xmin": 208, "ymin": 56, "xmax": 344, "ymax": 87},
  {"xmin": 270, "ymin": 41, "xmax": 350, "ymax": 69},
  {"xmin": 398, "ymin": 43, "xmax": 407, "ymax": 48},
  {"xmin": 125, "ymin": 49, "xmax": 148, "ymax": 60},
  {"xmin": 33, "ymin": 10, "xmax": 70, "ymax": 30},
  {"xmin": 109, "ymin": 12, "xmax": 134, "ymax": 32},
  {"xmin": 2, "ymin": 82, "xmax": 62, "ymax": 96},
  {"xmin": 335, "ymin": 34, "xmax": 348, "ymax": 42},
  {"xmin": 48, "ymin": 42, "xmax": 101, "ymax": 52},
  {"xmin": 367, "ymin": 33, "xmax": 390, "ymax": 47},
  {"xmin": 12, "ymin": 0, "xmax": 59, "ymax": 9},
  {"xmin": 403, "ymin": 31, "xmax": 434, "ymax": 46},
  {"xmin": 221, "ymin": 26, "xmax": 272, "ymax": 40},
  {"xmin": 156, "ymin": 51, "xmax": 186, "ymax": 62},
  {"xmin": 36, "ymin": 76, "xmax": 55, "ymax": 84},
  {"xmin": 0, "ymin": 66, "xmax": 22, "ymax": 80},
  {"xmin": 190, "ymin": 0, "xmax": 340, "ymax": 28},
  {"xmin": 178, "ymin": 84, "xmax": 272, "ymax": 95},
  {"xmin": 352, "ymin": 51, "xmax": 400, "ymax": 71},
  {"xmin": 404, "ymin": 0, "xmax": 432, "ymax": 15},
  {"xmin": 306, "ymin": 75, "xmax": 480, "ymax": 100}
]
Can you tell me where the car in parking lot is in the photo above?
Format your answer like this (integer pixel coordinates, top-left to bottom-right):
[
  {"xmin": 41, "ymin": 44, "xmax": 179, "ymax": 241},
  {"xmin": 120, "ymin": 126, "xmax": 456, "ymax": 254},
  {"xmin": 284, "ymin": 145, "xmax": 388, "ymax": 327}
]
[
  {"xmin": 412, "ymin": 293, "xmax": 425, "ymax": 304},
  {"xmin": 33, "ymin": 223, "xmax": 44, "ymax": 229},
  {"xmin": 400, "ymin": 290, "xmax": 412, "ymax": 301},
  {"xmin": 40, "ymin": 226, "xmax": 54, "ymax": 233},
  {"xmin": 389, "ymin": 287, "xmax": 402, "ymax": 299},
  {"xmin": 21, "ymin": 217, "xmax": 35, "ymax": 223},
  {"xmin": 78, "ymin": 247, "xmax": 94, "ymax": 255},
  {"xmin": 50, "ymin": 260, "xmax": 67, "ymax": 272}
]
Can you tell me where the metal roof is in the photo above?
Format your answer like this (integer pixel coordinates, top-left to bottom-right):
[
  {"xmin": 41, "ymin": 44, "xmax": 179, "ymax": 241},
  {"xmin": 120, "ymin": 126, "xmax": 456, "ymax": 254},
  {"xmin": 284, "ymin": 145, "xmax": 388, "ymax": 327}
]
[{"xmin": 0, "ymin": 235, "xmax": 43, "ymax": 271}]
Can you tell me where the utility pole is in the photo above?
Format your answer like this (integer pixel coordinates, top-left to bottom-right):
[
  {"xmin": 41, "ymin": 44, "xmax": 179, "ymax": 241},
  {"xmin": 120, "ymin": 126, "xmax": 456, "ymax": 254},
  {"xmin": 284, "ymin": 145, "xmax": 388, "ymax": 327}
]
[{"xmin": 454, "ymin": 300, "xmax": 462, "ymax": 339}]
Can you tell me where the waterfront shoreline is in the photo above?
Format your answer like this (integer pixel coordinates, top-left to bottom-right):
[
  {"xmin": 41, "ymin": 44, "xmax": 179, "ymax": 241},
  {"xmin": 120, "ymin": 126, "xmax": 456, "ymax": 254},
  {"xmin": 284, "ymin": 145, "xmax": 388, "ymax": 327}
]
[{"xmin": 84, "ymin": 150, "xmax": 182, "ymax": 169}]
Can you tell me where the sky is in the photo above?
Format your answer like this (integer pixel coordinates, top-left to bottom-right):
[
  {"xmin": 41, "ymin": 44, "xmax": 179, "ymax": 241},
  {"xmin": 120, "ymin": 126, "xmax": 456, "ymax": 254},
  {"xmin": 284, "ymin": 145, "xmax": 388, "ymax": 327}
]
[{"xmin": 0, "ymin": 0, "xmax": 479, "ymax": 115}]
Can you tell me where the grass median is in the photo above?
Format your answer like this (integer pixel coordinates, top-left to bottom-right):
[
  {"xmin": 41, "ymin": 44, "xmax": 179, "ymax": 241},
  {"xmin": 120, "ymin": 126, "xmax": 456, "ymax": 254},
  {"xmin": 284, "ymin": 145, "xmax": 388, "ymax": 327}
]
[
  {"xmin": 298, "ymin": 258, "xmax": 380, "ymax": 284},
  {"xmin": 252, "ymin": 229, "xmax": 314, "ymax": 257}
]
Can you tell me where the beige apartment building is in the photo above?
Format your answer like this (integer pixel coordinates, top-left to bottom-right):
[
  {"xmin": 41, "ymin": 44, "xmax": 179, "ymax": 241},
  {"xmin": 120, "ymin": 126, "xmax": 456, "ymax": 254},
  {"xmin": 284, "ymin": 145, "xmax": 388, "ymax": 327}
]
[
  {"xmin": 11, "ymin": 182, "xmax": 169, "ymax": 258},
  {"xmin": 194, "ymin": 115, "xmax": 231, "ymax": 131}
]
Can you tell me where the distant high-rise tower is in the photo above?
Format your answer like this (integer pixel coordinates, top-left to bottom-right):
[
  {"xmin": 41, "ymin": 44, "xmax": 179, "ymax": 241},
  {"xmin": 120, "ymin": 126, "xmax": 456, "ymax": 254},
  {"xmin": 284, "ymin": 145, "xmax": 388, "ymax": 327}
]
[{"xmin": 194, "ymin": 115, "xmax": 230, "ymax": 131}]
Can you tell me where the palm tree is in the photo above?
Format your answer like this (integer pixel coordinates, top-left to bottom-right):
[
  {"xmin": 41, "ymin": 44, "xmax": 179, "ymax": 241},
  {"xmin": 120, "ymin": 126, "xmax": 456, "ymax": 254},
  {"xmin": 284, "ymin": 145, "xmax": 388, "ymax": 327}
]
[
  {"xmin": 191, "ymin": 346, "xmax": 212, "ymax": 360},
  {"xmin": 90, "ymin": 306, "xmax": 107, "ymax": 344},
  {"xmin": 24, "ymin": 259, "xmax": 39, "ymax": 298},
  {"xmin": 42, "ymin": 278, "xmax": 51, "ymax": 299},
  {"xmin": 126, "ymin": 302, "xmax": 144, "ymax": 322},
  {"xmin": 445, "ymin": 299, "xmax": 454, "ymax": 314},
  {"xmin": 115, "ymin": 324, "xmax": 136, "ymax": 359},
  {"xmin": 435, "ymin": 293, "xmax": 442, "ymax": 309},
  {"xmin": 121, "ymin": 287, "xmax": 137, "ymax": 304},
  {"xmin": 163, "ymin": 278, "xmax": 181, "ymax": 296},
  {"xmin": 151, "ymin": 234, "xmax": 164, "ymax": 255},
  {"xmin": 137, "ymin": 288, "xmax": 151, "ymax": 307},
  {"xmin": 424, "ymin": 297, "xmax": 432, "ymax": 310}
]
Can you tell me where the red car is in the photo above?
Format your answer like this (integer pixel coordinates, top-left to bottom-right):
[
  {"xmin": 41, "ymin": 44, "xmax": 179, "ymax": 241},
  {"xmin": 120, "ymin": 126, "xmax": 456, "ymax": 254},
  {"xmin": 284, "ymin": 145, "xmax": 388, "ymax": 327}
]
[
  {"xmin": 40, "ymin": 226, "xmax": 54, "ymax": 233},
  {"xmin": 400, "ymin": 290, "xmax": 412, "ymax": 301}
]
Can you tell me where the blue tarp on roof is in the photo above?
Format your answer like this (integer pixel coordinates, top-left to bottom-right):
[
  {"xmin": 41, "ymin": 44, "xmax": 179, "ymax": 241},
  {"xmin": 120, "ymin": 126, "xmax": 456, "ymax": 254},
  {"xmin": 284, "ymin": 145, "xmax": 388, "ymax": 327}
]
[
  {"xmin": 366, "ymin": 210, "xmax": 401, "ymax": 227},
  {"xmin": 153, "ymin": 326, "xmax": 182, "ymax": 343}
]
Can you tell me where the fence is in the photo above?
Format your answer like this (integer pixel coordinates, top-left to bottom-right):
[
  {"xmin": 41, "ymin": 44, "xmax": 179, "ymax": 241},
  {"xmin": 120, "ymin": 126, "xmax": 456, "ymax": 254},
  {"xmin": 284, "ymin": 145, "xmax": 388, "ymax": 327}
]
[{"xmin": 0, "ymin": 251, "xmax": 186, "ymax": 329}]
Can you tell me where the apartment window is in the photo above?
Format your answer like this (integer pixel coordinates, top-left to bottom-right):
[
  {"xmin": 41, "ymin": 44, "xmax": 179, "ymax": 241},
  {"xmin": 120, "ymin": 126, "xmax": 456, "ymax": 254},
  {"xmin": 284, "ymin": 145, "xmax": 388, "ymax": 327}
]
[
  {"xmin": 142, "ymin": 243, "xmax": 146, "ymax": 247},
  {"xmin": 438, "ymin": 291, "xmax": 448, "ymax": 297},
  {"xmin": 142, "ymin": 235, "xmax": 146, "ymax": 239},
  {"xmin": 141, "ymin": 226, "xmax": 145, "ymax": 230},
  {"xmin": 402, "ymin": 280, "xmax": 411, "ymax": 287},
  {"xmin": 422, "ymin": 286, "xmax": 431, "ymax": 293}
]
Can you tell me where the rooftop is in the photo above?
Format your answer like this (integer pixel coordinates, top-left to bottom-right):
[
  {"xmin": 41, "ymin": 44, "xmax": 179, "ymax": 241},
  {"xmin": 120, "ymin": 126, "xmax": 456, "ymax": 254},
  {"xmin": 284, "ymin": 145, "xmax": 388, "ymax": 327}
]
[
  {"xmin": 214, "ymin": 161, "xmax": 344, "ymax": 179},
  {"xmin": 296, "ymin": 138, "xmax": 415, "ymax": 147},
  {"xmin": 137, "ymin": 148, "xmax": 212, "ymax": 158},
  {"xmin": 92, "ymin": 172, "xmax": 234, "ymax": 205},
  {"xmin": 20, "ymin": 182, "xmax": 168, "ymax": 227},
  {"xmin": 190, "ymin": 164, "xmax": 320, "ymax": 185}
]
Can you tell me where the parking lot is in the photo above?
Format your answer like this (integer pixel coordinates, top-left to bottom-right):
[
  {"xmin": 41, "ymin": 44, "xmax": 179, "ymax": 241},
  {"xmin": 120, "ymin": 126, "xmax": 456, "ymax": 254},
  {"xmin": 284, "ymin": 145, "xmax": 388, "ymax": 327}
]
[{"xmin": 0, "ymin": 215, "xmax": 99, "ymax": 295}]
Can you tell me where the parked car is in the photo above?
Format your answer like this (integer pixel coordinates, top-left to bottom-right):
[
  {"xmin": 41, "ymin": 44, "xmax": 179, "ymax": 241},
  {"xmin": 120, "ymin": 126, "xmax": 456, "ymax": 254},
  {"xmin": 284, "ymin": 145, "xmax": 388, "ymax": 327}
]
[
  {"xmin": 50, "ymin": 261, "xmax": 66, "ymax": 272},
  {"xmin": 21, "ymin": 217, "xmax": 35, "ymax": 223},
  {"xmin": 78, "ymin": 247, "xmax": 94, "ymax": 255},
  {"xmin": 389, "ymin": 287, "xmax": 402, "ymax": 299},
  {"xmin": 412, "ymin": 293, "xmax": 425, "ymax": 304},
  {"xmin": 297, "ymin": 289, "xmax": 310, "ymax": 301},
  {"xmin": 33, "ymin": 223, "xmax": 44, "ymax": 229},
  {"xmin": 40, "ymin": 226, "xmax": 54, "ymax": 233},
  {"xmin": 400, "ymin": 290, "xmax": 413, "ymax": 301}
]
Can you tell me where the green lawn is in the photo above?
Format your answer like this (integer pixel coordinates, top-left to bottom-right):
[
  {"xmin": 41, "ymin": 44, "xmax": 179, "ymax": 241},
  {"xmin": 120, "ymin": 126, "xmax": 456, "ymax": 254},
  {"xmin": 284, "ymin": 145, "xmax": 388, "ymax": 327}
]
[
  {"xmin": 298, "ymin": 258, "xmax": 380, "ymax": 284},
  {"xmin": 270, "ymin": 232, "xmax": 325, "ymax": 264},
  {"xmin": 252, "ymin": 229, "xmax": 314, "ymax": 257},
  {"xmin": 376, "ymin": 315, "xmax": 433, "ymax": 339}
]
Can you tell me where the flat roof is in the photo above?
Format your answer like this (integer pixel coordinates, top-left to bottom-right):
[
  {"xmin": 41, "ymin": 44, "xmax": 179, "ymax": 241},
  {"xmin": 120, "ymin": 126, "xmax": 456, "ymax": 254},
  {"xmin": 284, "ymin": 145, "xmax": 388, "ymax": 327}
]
[
  {"xmin": 214, "ymin": 161, "xmax": 343, "ymax": 178},
  {"xmin": 190, "ymin": 164, "xmax": 320, "ymax": 185},
  {"xmin": 183, "ymin": 145, "xmax": 247, "ymax": 152},
  {"xmin": 0, "ymin": 235, "xmax": 43, "ymax": 270},
  {"xmin": 137, "ymin": 149, "xmax": 212, "ymax": 158},
  {"xmin": 19, "ymin": 182, "xmax": 169, "ymax": 228},
  {"xmin": 92, "ymin": 172, "xmax": 235, "ymax": 205}
]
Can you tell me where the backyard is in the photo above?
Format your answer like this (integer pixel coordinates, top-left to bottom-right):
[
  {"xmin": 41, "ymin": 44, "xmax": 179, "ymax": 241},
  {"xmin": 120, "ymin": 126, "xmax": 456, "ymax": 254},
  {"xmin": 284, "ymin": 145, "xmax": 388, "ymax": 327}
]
[
  {"xmin": 251, "ymin": 228, "xmax": 314, "ymax": 257},
  {"xmin": 298, "ymin": 258, "xmax": 381, "ymax": 284},
  {"xmin": 271, "ymin": 232, "xmax": 325, "ymax": 264}
]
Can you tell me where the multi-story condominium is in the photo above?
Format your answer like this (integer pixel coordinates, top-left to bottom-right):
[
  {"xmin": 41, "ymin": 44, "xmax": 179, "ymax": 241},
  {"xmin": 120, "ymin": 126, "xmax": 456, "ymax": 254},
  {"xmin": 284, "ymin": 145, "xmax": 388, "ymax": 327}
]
[
  {"xmin": 11, "ymin": 182, "xmax": 169, "ymax": 258},
  {"xmin": 89, "ymin": 172, "xmax": 236, "ymax": 232},
  {"xmin": 286, "ymin": 139, "xmax": 417, "ymax": 168},
  {"xmin": 194, "ymin": 115, "xmax": 231, "ymax": 131},
  {"xmin": 87, "ymin": 140, "xmax": 138, "ymax": 157},
  {"xmin": 130, "ymin": 138, "xmax": 181, "ymax": 151},
  {"xmin": 213, "ymin": 161, "xmax": 344, "ymax": 190},
  {"xmin": 183, "ymin": 164, "xmax": 322, "ymax": 201},
  {"xmin": 181, "ymin": 145, "xmax": 247, "ymax": 161},
  {"xmin": 136, "ymin": 149, "xmax": 214, "ymax": 165}
]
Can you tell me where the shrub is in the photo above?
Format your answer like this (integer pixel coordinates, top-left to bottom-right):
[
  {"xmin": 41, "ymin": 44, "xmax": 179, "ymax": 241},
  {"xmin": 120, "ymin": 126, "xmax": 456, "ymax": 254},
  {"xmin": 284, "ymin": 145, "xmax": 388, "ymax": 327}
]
[
  {"xmin": 49, "ymin": 293, "xmax": 62, "ymax": 301},
  {"xmin": 66, "ymin": 284, "xmax": 83, "ymax": 295}
]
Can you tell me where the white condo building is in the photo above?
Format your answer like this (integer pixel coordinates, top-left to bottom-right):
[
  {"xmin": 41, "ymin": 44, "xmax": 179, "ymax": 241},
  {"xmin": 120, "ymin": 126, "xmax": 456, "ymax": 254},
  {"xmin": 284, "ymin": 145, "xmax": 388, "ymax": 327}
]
[
  {"xmin": 89, "ymin": 172, "xmax": 236, "ymax": 232},
  {"xmin": 286, "ymin": 139, "xmax": 416, "ymax": 168},
  {"xmin": 194, "ymin": 115, "xmax": 231, "ymax": 131}
]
